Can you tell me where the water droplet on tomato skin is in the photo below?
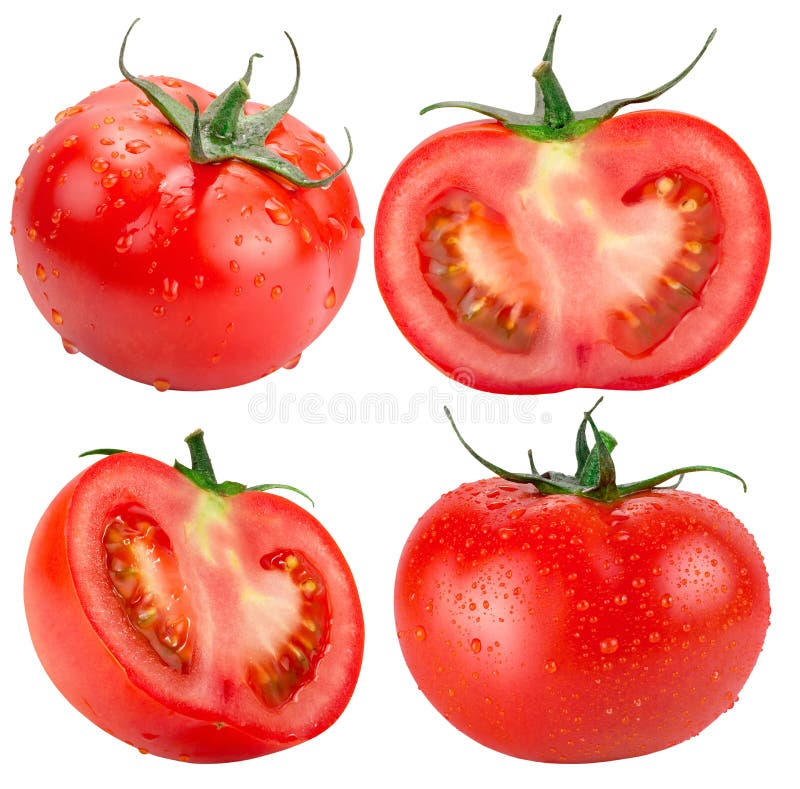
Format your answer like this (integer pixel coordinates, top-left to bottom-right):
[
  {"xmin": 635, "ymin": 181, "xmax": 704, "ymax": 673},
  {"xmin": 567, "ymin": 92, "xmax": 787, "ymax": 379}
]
[
  {"xmin": 544, "ymin": 660, "xmax": 558, "ymax": 674},
  {"xmin": 35, "ymin": 263, "xmax": 47, "ymax": 282},
  {"xmin": 271, "ymin": 285, "xmax": 283, "ymax": 300},
  {"xmin": 51, "ymin": 308, "xmax": 63, "ymax": 325},
  {"xmin": 125, "ymin": 139, "xmax": 150, "ymax": 154},
  {"xmin": 264, "ymin": 196, "xmax": 292, "ymax": 225},
  {"xmin": 91, "ymin": 157, "xmax": 110, "ymax": 174},
  {"xmin": 315, "ymin": 161, "xmax": 333, "ymax": 183},
  {"xmin": 326, "ymin": 215, "xmax": 348, "ymax": 241},
  {"xmin": 470, "ymin": 638, "xmax": 482, "ymax": 653},
  {"xmin": 61, "ymin": 338, "xmax": 79, "ymax": 354},
  {"xmin": 351, "ymin": 216, "xmax": 365, "ymax": 238},
  {"xmin": 161, "ymin": 279, "xmax": 179, "ymax": 302},
  {"xmin": 115, "ymin": 232, "xmax": 134, "ymax": 254},
  {"xmin": 283, "ymin": 353, "xmax": 301, "ymax": 370},
  {"xmin": 324, "ymin": 287, "xmax": 336, "ymax": 309},
  {"xmin": 599, "ymin": 637, "xmax": 619, "ymax": 655},
  {"xmin": 152, "ymin": 379, "xmax": 170, "ymax": 392}
]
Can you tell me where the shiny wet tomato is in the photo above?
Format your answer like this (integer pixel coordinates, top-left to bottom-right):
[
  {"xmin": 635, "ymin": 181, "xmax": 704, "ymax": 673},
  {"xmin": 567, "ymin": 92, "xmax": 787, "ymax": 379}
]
[
  {"xmin": 12, "ymin": 22, "xmax": 362, "ymax": 391},
  {"xmin": 375, "ymin": 21, "xmax": 769, "ymax": 393},
  {"xmin": 395, "ymin": 404, "xmax": 770, "ymax": 762},
  {"xmin": 24, "ymin": 431, "xmax": 364, "ymax": 762}
]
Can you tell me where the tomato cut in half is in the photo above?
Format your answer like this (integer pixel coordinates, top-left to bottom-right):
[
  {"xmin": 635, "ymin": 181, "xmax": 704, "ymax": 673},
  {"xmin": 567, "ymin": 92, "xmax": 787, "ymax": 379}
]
[
  {"xmin": 374, "ymin": 22, "xmax": 770, "ymax": 393},
  {"xmin": 24, "ymin": 433, "xmax": 364, "ymax": 763}
]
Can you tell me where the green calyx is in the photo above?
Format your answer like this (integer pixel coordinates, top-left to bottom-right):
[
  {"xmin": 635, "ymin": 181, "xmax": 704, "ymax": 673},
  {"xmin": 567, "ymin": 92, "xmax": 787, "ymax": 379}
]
[
  {"xmin": 421, "ymin": 16, "xmax": 716, "ymax": 142},
  {"xmin": 119, "ymin": 19, "xmax": 351, "ymax": 188},
  {"xmin": 80, "ymin": 429, "xmax": 314, "ymax": 505},
  {"xmin": 444, "ymin": 398, "xmax": 744, "ymax": 504}
]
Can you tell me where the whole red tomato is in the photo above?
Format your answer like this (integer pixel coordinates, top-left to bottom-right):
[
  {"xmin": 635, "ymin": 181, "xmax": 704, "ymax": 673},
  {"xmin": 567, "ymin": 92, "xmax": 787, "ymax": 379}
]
[
  {"xmin": 375, "ymin": 20, "xmax": 769, "ymax": 394},
  {"xmin": 395, "ymin": 403, "xmax": 770, "ymax": 762},
  {"xmin": 12, "ymin": 21, "xmax": 362, "ymax": 391},
  {"xmin": 24, "ymin": 430, "xmax": 364, "ymax": 762}
]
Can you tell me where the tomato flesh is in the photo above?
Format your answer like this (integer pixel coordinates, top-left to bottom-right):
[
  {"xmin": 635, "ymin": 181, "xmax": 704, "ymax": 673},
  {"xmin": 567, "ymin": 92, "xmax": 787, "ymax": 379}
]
[{"xmin": 375, "ymin": 114, "xmax": 769, "ymax": 393}]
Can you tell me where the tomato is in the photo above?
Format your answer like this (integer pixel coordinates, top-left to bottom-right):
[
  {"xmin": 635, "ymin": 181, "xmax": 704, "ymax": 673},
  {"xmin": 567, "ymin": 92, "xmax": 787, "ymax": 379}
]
[
  {"xmin": 394, "ymin": 403, "xmax": 770, "ymax": 762},
  {"xmin": 12, "ymin": 22, "xmax": 362, "ymax": 391},
  {"xmin": 375, "ymin": 21, "xmax": 769, "ymax": 393},
  {"xmin": 24, "ymin": 431, "xmax": 364, "ymax": 763}
]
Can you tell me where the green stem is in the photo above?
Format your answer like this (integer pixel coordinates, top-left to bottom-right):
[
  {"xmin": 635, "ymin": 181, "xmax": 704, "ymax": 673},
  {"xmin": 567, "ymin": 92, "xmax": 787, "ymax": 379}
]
[
  {"xmin": 444, "ymin": 402, "xmax": 745, "ymax": 503},
  {"xmin": 533, "ymin": 60, "xmax": 574, "ymax": 129},
  {"xmin": 184, "ymin": 429, "xmax": 218, "ymax": 487},
  {"xmin": 118, "ymin": 19, "xmax": 351, "ymax": 188},
  {"xmin": 422, "ymin": 18, "xmax": 716, "ymax": 143}
]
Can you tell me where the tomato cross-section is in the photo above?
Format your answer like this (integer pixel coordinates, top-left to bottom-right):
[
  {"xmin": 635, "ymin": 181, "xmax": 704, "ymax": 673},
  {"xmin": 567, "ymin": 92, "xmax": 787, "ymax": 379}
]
[
  {"xmin": 24, "ymin": 437, "xmax": 364, "ymax": 763},
  {"xmin": 376, "ymin": 114, "xmax": 769, "ymax": 393},
  {"xmin": 375, "ymin": 20, "xmax": 770, "ymax": 394}
]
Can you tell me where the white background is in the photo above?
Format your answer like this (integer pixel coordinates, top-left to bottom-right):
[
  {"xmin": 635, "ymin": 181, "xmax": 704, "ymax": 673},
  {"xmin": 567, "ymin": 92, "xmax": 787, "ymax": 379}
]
[{"xmin": 1, "ymin": 0, "xmax": 796, "ymax": 786}]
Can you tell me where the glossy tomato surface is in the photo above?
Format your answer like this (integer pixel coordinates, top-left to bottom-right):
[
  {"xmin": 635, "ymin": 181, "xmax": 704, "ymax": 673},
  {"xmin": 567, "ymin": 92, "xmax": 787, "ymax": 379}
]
[
  {"xmin": 375, "ymin": 112, "xmax": 769, "ymax": 393},
  {"xmin": 13, "ymin": 75, "xmax": 362, "ymax": 391},
  {"xmin": 24, "ymin": 450, "xmax": 364, "ymax": 762},
  {"xmin": 395, "ymin": 479, "xmax": 770, "ymax": 762}
]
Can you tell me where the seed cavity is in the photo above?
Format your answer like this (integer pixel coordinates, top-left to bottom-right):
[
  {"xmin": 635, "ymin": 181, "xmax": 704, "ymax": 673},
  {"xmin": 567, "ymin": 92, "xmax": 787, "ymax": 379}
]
[
  {"xmin": 104, "ymin": 503, "xmax": 194, "ymax": 672},
  {"xmin": 611, "ymin": 170, "xmax": 721, "ymax": 357},
  {"xmin": 248, "ymin": 550, "xmax": 330, "ymax": 708},
  {"xmin": 419, "ymin": 190, "xmax": 540, "ymax": 353}
]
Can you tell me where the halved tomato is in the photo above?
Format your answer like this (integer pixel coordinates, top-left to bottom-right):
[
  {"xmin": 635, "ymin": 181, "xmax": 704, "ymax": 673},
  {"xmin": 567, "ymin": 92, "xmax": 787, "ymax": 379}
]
[
  {"xmin": 24, "ymin": 432, "xmax": 363, "ymax": 763},
  {"xmin": 374, "ymin": 22, "xmax": 770, "ymax": 393}
]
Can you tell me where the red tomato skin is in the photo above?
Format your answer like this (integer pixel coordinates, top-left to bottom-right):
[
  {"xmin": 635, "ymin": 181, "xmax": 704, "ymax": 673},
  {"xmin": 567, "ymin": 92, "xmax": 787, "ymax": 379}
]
[
  {"xmin": 13, "ymin": 77, "xmax": 362, "ymax": 390},
  {"xmin": 24, "ymin": 454, "xmax": 364, "ymax": 763},
  {"xmin": 375, "ymin": 113, "xmax": 770, "ymax": 394},
  {"xmin": 394, "ymin": 479, "xmax": 770, "ymax": 762}
]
